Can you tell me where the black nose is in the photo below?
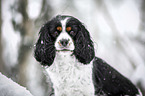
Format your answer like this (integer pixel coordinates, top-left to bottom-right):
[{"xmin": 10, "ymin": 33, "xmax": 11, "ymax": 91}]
[{"xmin": 60, "ymin": 39, "xmax": 69, "ymax": 47}]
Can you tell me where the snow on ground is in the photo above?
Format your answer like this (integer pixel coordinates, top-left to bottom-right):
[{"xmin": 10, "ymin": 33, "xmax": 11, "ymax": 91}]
[{"xmin": 0, "ymin": 72, "xmax": 33, "ymax": 96}]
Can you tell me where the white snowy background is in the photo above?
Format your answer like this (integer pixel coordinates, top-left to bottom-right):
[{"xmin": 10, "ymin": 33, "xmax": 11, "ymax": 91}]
[{"xmin": 0, "ymin": 0, "xmax": 145, "ymax": 96}]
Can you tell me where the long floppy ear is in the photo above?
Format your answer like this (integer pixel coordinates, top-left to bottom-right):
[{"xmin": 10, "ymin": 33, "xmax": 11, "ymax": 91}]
[
  {"xmin": 34, "ymin": 24, "xmax": 56, "ymax": 66},
  {"xmin": 74, "ymin": 24, "xmax": 95, "ymax": 64}
]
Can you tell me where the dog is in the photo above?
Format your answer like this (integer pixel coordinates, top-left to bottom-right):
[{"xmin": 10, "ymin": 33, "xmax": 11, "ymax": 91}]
[{"xmin": 34, "ymin": 15, "xmax": 140, "ymax": 96}]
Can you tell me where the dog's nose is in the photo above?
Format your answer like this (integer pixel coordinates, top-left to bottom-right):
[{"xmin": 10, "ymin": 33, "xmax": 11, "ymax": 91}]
[{"xmin": 59, "ymin": 39, "xmax": 69, "ymax": 47}]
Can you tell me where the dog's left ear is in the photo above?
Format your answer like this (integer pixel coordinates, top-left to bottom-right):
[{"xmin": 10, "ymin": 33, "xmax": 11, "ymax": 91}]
[
  {"xmin": 74, "ymin": 24, "xmax": 95, "ymax": 64},
  {"xmin": 34, "ymin": 23, "xmax": 56, "ymax": 66}
]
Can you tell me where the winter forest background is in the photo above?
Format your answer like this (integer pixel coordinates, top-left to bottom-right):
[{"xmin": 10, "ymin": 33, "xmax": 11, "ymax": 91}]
[{"xmin": 0, "ymin": 0, "xmax": 145, "ymax": 96}]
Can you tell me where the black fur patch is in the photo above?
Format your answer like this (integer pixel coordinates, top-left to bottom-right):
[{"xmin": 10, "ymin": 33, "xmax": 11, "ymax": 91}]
[
  {"xmin": 34, "ymin": 16, "xmax": 61, "ymax": 66},
  {"xmin": 92, "ymin": 57, "xmax": 139, "ymax": 96},
  {"xmin": 66, "ymin": 17, "xmax": 95, "ymax": 64}
]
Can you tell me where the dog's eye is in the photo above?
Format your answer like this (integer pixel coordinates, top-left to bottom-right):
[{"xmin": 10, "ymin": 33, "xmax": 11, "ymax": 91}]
[
  {"xmin": 66, "ymin": 27, "xmax": 71, "ymax": 32},
  {"xmin": 57, "ymin": 26, "xmax": 62, "ymax": 32},
  {"xmin": 70, "ymin": 31, "xmax": 75, "ymax": 36},
  {"xmin": 52, "ymin": 31, "xmax": 58, "ymax": 37}
]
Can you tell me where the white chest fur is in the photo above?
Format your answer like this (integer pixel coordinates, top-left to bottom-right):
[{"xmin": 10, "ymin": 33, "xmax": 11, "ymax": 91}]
[{"xmin": 46, "ymin": 51, "xmax": 95, "ymax": 96}]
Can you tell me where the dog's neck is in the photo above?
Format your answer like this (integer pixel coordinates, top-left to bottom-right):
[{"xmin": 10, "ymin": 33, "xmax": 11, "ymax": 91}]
[
  {"xmin": 48, "ymin": 51, "xmax": 76, "ymax": 72},
  {"xmin": 46, "ymin": 51, "xmax": 95, "ymax": 96}
]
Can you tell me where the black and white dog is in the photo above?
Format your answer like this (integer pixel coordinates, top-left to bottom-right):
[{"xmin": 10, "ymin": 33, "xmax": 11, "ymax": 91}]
[{"xmin": 34, "ymin": 15, "xmax": 141, "ymax": 96}]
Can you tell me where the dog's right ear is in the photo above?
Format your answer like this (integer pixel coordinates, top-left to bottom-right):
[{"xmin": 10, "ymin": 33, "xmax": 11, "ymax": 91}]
[{"xmin": 34, "ymin": 23, "xmax": 56, "ymax": 66}]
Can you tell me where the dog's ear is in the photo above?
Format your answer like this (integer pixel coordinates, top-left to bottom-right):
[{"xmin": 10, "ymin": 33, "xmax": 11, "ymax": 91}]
[
  {"xmin": 74, "ymin": 24, "xmax": 95, "ymax": 64},
  {"xmin": 34, "ymin": 23, "xmax": 56, "ymax": 66}
]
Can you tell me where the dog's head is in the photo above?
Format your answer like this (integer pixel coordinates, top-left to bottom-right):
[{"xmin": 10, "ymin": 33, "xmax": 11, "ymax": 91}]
[{"xmin": 34, "ymin": 15, "xmax": 95, "ymax": 66}]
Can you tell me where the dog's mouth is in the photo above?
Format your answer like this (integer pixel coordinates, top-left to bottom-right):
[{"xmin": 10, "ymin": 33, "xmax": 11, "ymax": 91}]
[
  {"xmin": 56, "ymin": 49, "xmax": 74, "ymax": 56},
  {"xmin": 56, "ymin": 47, "xmax": 74, "ymax": 52},
  {"xmin": 57, "ymin": 49, "xmax": 73, "ymax": 52}
]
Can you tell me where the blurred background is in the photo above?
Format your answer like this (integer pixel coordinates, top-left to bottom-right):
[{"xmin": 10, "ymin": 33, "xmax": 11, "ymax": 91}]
[{"xmin": 0, "ymin": 0, "xmax": 145, "ymax": 96}]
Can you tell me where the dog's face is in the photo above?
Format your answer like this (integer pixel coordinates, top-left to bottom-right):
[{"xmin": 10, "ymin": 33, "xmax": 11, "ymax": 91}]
[
  {"xmin": 54, "ymin": 17, "xmax": 75, "ymax": 51},
  {"xmin": 34, "ymin": 15, "xmax": 95, "ymax": 66}
]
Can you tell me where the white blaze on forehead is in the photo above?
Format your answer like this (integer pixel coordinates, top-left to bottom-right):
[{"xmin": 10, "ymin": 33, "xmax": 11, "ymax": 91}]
[{"xmin": 61, "ymin": 17, "xmax": 69, "ymax": 31}]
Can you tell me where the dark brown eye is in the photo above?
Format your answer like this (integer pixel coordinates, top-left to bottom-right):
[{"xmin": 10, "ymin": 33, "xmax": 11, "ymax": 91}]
[
  {"xmin": 57, "ymin": 26, "xmax": 62, "ymax": 32},
  {"xmin": 66, "ymin": 27, "xmax": 71, "ymax": 32},
  {"xmin": 52, "ymin": 31, "xmax": 58, "ymax": 37},
  {"xmin": 70, "ymin": 31, "xmax": 75, "ymax": 36}
]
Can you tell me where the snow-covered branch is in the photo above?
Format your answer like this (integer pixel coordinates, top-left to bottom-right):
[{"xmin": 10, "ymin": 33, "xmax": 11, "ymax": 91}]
[{"xmin": 0, "ymin": 72, "xmax": 33, "ymax": 96}]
